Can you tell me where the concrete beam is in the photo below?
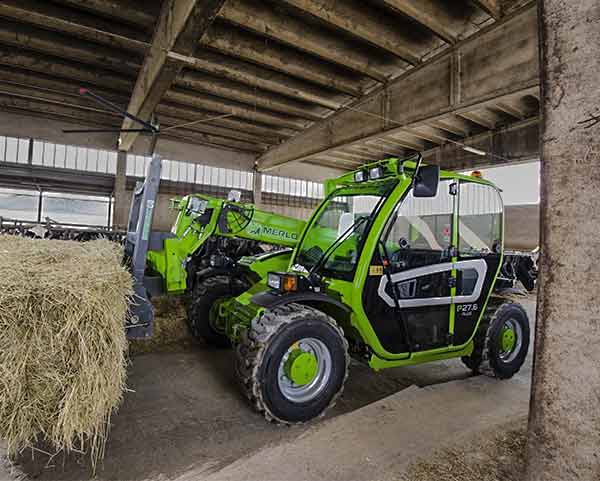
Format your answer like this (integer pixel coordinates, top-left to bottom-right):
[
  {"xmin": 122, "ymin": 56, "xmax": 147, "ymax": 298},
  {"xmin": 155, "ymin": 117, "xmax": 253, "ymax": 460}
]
[
  {"xmin": 0, "ymin": 81, "xmax": 123, "ymax": 117},
  {"xmin": 258, "ymin": 4, "xmax": 539, "ymax": 170},
  {"xmin": 175, "ymin": 52, "xmax": 347, "ymax": 109},
  {"xmin": 220, "ymin": 0, "xmax": 398, "ymax": 81},
  {"xmin": 157, "ymin": 102, "xmax": 295, "ymax": 142},
  {"xmin": 0, "ymin": 93, "xmax": 121, "ymax": 129},
  {"xmin": 50, "ymin": 0, "xmax": 157, "ymax": 31},
  {"xmin": 280, "ymin": 0, "xmax": 424, "ymax": 63},
  {"xmin": 380, "ymin": 0, "xmax": 459, "ymax": 44},
  {"xmin": 0, "ymin": 65, "xmax": 279, "ymax": 146},
  {"xmin": 525, "ymin": 2, "xmax": 600, "ymax": 478},
  {"xmin": 202, "ymin": 22, "xmax": 363, "ymax": 97},
  {"xmin": 0, "ymin": 93, "xmax": 265, "ymax": 155},
  {"xmin": 155, "ymin": 113, "xmax": 274, "ymax": 148},
  {"xmin": 0, "ymin": 46, "xmax": 134, "ymax": 93},
  {"xmin": 470, "ymin": 0, "xmax": 502, "ymax": 19},
  {"xmin": 120, "ymin": 0, "xmax": 226, "ymax": 151},
  {"xmin": 0, "ymin": 20, "xmax": 141, "ymax": 76},
  {"xmin": 0, "ymin": 0, "xmax": 147, "ymax": 52},
  {"xmin": 0, "ymin": 65, "xmax": 128, "ymax": 105},
  {"xmin": 163, "ymin": 87, "xmax": 308, "ymax": 131},
  {"xmin": 161, "ymin": 127, "xmax": 265, "ymax": 154},
  {"xmin": 174, "ymin": 70, "xmax": 327, "ymax": 121},
  {"xmin": 432, "ymin": 118, "xmax": 539, "ymax": 170}
]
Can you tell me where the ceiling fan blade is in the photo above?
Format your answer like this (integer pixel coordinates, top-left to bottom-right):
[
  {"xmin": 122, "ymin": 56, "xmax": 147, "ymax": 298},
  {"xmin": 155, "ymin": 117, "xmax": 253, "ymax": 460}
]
[
  {"xmin": 62, "ymin": 128, "xmax": 152, "ymax": 133},
  {"xmin": 78, "ymin": 88, "xmax": 159, "ymax": 133}
]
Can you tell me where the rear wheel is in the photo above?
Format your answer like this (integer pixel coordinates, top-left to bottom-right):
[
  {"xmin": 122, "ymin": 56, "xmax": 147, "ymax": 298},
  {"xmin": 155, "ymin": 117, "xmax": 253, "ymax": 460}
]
[
  {"xmin": 187, "ymin": 275, "xmax": 239, "ymax": 348},
  {"xmin": 462, "ymin": 301, "xmax": 530, "ymax": 379},
  {"xmin": 235, "ymin": 303, "xmax": 349, "ymax": 424}
]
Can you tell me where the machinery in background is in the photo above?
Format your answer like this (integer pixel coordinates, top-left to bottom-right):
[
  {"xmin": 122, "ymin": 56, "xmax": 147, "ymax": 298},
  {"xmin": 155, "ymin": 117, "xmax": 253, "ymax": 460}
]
[{"xmin": 123, "ymin": 155, "xmax": 307, "ymax": 339}]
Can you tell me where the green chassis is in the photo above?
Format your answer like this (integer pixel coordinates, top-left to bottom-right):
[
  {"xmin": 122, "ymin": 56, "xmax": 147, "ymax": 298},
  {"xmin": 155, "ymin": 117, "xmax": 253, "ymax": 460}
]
[
  {"xmin": 145, "ymin": 194, "xmax": 306, "ymax": 295},
  {"xmin": 214, "ymin": 157, "xmax": 505, "ymax": 372}
]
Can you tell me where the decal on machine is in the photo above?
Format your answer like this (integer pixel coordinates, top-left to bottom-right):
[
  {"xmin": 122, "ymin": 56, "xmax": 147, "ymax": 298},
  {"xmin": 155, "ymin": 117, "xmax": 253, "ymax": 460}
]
[
  {"xmin": 456, "ymin": 303, "xmax": 479, "ymax": 316},
  {"xmin": 247, "ymin": 223, "xmax": 299, "ymax": 241},
  {"xmin": 369, "ymin": 265, "xmax": 384, "ymax": 276},
  {"xmin": 377, "ymin": 259, "xmax": 488, "ymax": 308}
]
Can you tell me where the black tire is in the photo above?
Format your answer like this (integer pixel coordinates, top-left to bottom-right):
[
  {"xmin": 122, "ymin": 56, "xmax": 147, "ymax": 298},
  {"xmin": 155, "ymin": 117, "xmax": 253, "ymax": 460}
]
[
  {"xmin": 187, "ymin": 275, "xmax": 237, "ymax": 348},
  {"xmin": 462, "ymin": 301, "xmax": 530, "ymax": 379},
  {"xmin": 235, "ymin": 303, "xmax": 349, "ymax": 424}
]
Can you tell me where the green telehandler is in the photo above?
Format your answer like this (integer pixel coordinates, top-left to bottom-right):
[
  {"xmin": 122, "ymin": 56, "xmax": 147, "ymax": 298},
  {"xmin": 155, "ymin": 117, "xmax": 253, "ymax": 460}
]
[
  {"xmin": 190, "ymin": 154, "xmax": 532, "ymax": 424},
  {"xmin": 127, "ymin": 153, "xmax": 533, "ymax": 425},
  {"xmin": 123, "ymin": 155, "xmax": 307, "ymax": 340}
]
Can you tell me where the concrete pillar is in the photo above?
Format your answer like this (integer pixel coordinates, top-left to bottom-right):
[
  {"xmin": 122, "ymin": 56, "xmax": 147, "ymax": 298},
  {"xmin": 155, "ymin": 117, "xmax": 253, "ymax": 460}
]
[
  {"xmin": 525, "ymin": 2, "xmax": 600, "ymax": 480},
  {"xmin": 252, "ymin": 170, "xmax": 263, "ymax": 208},
  {"xmin": 113, "ymin": 150, "xmax": 128, "ymax": 230}
]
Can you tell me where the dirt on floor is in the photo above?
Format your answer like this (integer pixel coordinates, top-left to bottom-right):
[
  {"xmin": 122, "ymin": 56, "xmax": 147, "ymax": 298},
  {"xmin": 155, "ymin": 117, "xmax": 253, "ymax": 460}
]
[
  {"xmin": 405, "ymin": 422, "xmax": 528, "ymax": 481},
  {"xmin": 128, "ymin": 296, "xmax": 194, "ymax": 355}
]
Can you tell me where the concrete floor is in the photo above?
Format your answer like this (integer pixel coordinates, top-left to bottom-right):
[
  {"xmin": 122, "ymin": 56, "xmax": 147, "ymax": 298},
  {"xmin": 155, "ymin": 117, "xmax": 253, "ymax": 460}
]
[{"xmin": 7, "ymin": 298, "xmax": 535, "ymax": 481}]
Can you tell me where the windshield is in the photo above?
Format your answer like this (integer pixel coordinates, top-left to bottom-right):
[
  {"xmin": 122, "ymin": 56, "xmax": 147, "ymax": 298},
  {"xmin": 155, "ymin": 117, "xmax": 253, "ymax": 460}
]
[{"xmin": 295, "ymin": 183, "xmax": 394, "ymax": 279}]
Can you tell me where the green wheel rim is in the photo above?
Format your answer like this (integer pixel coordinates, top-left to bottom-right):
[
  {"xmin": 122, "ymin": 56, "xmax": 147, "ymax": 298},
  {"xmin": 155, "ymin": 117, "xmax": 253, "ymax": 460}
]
[
  {"xmin": 277, "ymin": 338, "xmax": 332, "ymax": 403},
  {"xmin": 284, "ymin": 349, "xmax": 318, "ymax": 386},
  {"xmin": 208, "ymin": 298, "xmax": 227, "ymax": 334},
  {"xmin": 498, "ymin": 318, "xmax": 523, "ymax": 363}
]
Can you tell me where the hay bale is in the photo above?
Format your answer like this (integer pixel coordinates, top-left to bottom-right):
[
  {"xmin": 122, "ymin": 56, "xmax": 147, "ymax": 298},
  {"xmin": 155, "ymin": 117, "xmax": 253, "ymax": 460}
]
[{"xmin": 0, "ymin": 235, "xmax": 132, "ymax": 467}]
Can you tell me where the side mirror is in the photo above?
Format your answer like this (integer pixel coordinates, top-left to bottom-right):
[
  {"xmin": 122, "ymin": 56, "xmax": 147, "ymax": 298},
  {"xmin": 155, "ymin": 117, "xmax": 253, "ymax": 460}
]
[{"xmin": 413, "ymin": 165, "xmax": 440, "ymax": 198}]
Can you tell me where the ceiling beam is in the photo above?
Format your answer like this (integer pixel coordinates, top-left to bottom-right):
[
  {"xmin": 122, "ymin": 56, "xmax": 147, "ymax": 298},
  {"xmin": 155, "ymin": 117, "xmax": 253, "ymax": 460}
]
[
  {"xmin": 470, "ymin": 0, "xmax": 502, "ymax": 19},
  {"xmin": 50, "ymin": 0, "xmax": 157, "ymax": 31},
  {"xmin": 153, "ymin": 113, "xmax": 273, "ymax": 148},
  {"xmin": 0, "ymin": 75, "xmax": 276, "ymax": 147},
  {"xmin": 175, "ymin": 70, "xmax": 327, "ymax": 121},
  {"xmin": 428, "ymin": 117, "xmax": 472, "ymax": 136},
  {"xmin": 163, "ymin": 88, "xmax": 307, "ymax": 131},
  {"xmin": 157, "ymin": 102, "xmax": 295, "ymax": 141},
  {"xmin": 160, "ymin": 127, "xmax": 265, "ymax": 153},
  {"xmin": 280, "ymin": 0, "xmax": 422, "ymax": 64},
  {"xmin": 457, "ymin": 110, "xmax": 498, "ymax": 129},
  {"xmin": 120, "ymin": 0, "xmax": 226, "ymax": 151},
  {"xmin": 0, "ymin": 62, "xmax": 129, "ymax": 101},
  {"xmin": 0, "ymin": 0, "xmax": 147, "ymax": 52},
  {"xmin": 0, "ymin": 93, "xmax": 121, "ymax": 128},
  {"xmin": 220, "ymin": 0, "xmax": 394, "ymax": 82},
  {"xmin": 202, "ymin": 23, "xmax": 363, "ymax": 97},
  {"xmin": 174, "ymin": 52, "xmax": 346, "ymax": 110},
  {"xmin": 380, "ymin": 0, "xmax": 458, "ymax": 44},
  {"xmin": 257, "ymin": 5, "xmax": 538, "ymax": 170},
  {"xmin": 309, "ymin": 156, "xmax": 362, "ymax": 168},
  {"xmin": 0, "ymin": 47, "xmax": 135, "ymax": 94},
  {"xmin": 0, "ymin": 0, "xmax": 346, "ymax": 112},
  {"xmin": 382, "ymin": 134, "xmax": 426, "ymax": 151},
  {"xmin": 0, "ymin": 20, "xmax": 140, "ymax": 76}
]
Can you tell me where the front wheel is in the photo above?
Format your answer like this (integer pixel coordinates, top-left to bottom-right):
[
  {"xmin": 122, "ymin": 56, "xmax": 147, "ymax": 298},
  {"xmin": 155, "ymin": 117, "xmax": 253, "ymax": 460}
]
[
  {"xmin": 236, "ymin": 303, "xmax": 349, "ymax": 424},
  {"xmin": 462, "ymin": 301, "xmax": 530, "ymax": 379},
  {"xmin": 187, "ymin": 275, "xmax": 239, "ymax": 348}
]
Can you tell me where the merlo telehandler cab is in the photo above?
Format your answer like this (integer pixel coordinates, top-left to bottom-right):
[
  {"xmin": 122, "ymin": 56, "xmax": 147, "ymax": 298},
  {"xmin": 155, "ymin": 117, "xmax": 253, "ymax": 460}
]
[{"xmin": 208, "ymin": 154, "xmax": 530, "ymax": 423}]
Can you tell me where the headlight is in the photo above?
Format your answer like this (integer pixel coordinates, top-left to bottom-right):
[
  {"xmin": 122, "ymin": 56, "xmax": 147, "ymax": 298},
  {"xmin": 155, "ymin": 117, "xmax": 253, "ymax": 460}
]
[
  {"xmin": 369, "ymin": 166, "xmax": 384, "ymax": 180},
  {"xmin": 267, "ymin": 272, "xmax": 298, "ymax": 292},
  {"xmin": 354, "ymin": 170, "xmax": 367, "ymax": 182}
]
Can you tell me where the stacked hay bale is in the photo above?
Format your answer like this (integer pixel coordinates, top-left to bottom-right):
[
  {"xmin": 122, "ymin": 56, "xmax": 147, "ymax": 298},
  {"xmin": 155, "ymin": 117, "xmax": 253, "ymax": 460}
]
[{"xmin": 0, "ymin": 236, "xmax": 132, "ymax": 467}]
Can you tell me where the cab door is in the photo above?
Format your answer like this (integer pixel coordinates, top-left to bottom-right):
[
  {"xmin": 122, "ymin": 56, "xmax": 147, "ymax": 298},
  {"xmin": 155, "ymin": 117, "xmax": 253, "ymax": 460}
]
[{"xmin": 362, "ymin": 180, "xmax": 458, "ymax": 354}]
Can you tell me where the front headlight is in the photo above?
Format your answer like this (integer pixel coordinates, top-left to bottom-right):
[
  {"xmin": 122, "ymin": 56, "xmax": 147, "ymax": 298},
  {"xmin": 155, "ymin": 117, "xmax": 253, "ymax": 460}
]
[{"xmin": 267, "ymin": 272, "xmax": 298, "ymax": 292}]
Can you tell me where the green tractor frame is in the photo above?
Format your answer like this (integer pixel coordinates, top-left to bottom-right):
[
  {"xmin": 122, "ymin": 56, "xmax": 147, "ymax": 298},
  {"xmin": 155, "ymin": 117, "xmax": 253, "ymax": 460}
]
[{"xmin": 128, "ymin": 153, "xmax": 532, "ymax": 424}]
